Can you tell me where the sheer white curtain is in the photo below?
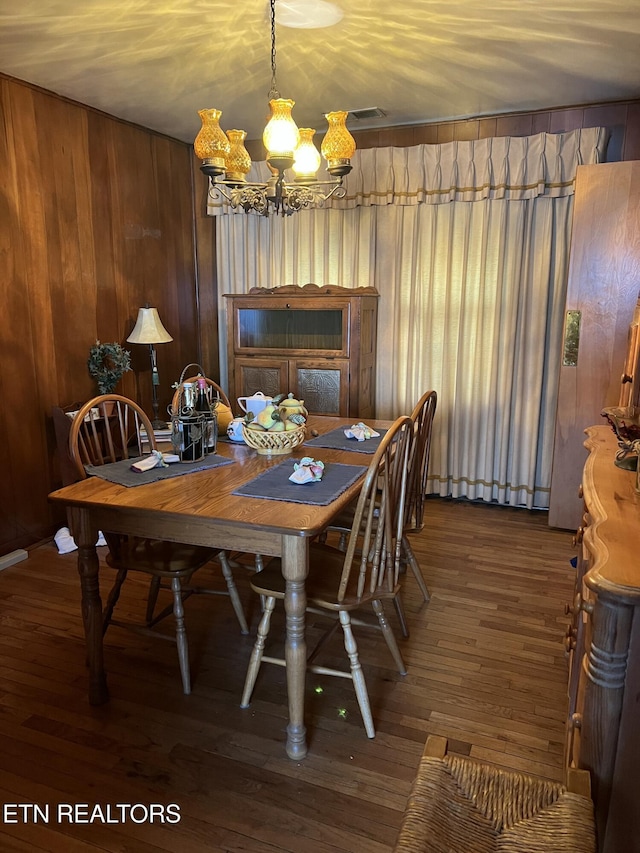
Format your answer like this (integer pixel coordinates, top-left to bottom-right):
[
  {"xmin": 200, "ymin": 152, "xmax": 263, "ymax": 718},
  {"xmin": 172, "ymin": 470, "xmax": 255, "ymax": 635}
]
[{"xmin": 214, "ymin": 127, "xmax": 606, "ymax": 508}]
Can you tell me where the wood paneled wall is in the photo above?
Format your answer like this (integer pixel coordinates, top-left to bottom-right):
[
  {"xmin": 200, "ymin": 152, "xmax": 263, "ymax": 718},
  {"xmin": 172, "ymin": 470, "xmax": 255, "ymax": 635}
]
[
  {"xmin": 246, "ymin": 99, "xmax": 640, "ymax": 162},
  {"xmin": 0, "ymin": 74, "xmax": 216, "ymax": 553},
  {"xmin": 350, "ymin": 100, "xmax": 640, "ymax": 162}
]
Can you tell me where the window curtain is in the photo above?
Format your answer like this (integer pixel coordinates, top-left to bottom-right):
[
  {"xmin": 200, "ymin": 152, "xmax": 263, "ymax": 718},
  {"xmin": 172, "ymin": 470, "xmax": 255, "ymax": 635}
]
[{"xmin": 214, "ymin": 127, "xmax": 606, "ymax": 509}]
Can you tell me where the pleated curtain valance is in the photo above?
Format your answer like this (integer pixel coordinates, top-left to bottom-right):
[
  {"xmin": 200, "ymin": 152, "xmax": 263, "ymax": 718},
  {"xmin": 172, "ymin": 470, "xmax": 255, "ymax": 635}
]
[{"xmin": 207, "ymin": 126, "xmax": 607, "ymax": 215}]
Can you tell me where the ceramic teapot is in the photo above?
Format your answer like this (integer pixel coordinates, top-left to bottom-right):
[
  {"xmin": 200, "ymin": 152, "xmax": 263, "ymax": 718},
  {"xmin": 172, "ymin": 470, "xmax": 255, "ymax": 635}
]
[
  {"xmin": 237, "ymin": 391, "xmax": 273, "ymax": 421},
  {"xmin": 278, "ymin": 393, "xmax": 308, "ymax": 420}
]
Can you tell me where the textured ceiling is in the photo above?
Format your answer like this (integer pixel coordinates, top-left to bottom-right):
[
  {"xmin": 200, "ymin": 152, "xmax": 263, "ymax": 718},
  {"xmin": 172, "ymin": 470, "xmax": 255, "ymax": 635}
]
[{"xmin": 1, "ymin": 1, "xmax": 639, "ymax": 146}]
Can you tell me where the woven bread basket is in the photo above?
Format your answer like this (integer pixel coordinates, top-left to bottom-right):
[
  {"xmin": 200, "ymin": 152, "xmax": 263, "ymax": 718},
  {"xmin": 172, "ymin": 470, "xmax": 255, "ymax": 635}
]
[{"xmin": 242, "ymin": 424, "xmax": 306, "ymax": 455}]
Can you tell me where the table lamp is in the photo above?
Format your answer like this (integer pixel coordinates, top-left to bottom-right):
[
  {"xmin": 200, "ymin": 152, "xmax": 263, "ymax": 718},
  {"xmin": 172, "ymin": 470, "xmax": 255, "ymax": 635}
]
[{"xmin": 127, "ymin": 305, "xmax": 173, "ymax": 429}]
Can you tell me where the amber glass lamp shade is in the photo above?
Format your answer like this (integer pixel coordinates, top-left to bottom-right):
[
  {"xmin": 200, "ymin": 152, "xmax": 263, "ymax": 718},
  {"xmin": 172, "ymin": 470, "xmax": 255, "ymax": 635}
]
[
  {"xmin": 194, "ymin": 109, "xmax": 231, "ymax": 177},
  {"xmin": 263, "ymin": 98, "xmax": 299, "ymax": 173},
  {"xmin": 226, "ymin": 129, "xmax": 252, "ymax": 183},
  {"xmin": 321, "ymin": 111, "xmax": 356, "ymax": 177},
  {"xmin": 293, "ymin": 129, "xmax": 322, "ymax": 183}
]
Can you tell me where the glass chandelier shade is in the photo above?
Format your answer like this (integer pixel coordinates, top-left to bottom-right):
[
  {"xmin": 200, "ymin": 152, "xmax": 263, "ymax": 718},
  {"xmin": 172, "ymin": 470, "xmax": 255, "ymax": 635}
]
[
  {"xmin": 263, "ymin": 98, "xmax": 300, "ymax": 168},
  {"xmin": 293, "ymin": 129, "xmax": 322, "ymax": 183},
  {"xmin": 193, "ymin": 109, "xmax": 230, "ymax": 176},
  {"xmin": 226, "ymin": 130, "xmax": 252, "ymax": 183},
  {"xmin": 321, "ymin": 111, "xmax": 356, "ymax": 175}
]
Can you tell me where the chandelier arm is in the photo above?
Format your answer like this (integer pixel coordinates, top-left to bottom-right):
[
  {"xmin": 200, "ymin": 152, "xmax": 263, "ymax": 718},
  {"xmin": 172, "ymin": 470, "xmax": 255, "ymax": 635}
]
[
  {"xmin": 207, "ymin": 178, "xmax": 347, "ymax": 214},
  {"xmin": 207, "ymin": 183, "xmax": 235, "ymax": 203},
  {"xmin": 211, "ymin": 177, "xmax": 345, "ymax": 191},
  {"xmin": 211, "ymin": 177, "xmax": 343, "ymax": 192}
]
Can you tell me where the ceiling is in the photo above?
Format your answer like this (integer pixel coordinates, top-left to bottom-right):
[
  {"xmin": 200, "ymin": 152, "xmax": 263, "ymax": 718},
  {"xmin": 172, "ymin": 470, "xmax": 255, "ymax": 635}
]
[{"xmin": 1, "ymin": 1, "xmax": 639, "ymax": 147}]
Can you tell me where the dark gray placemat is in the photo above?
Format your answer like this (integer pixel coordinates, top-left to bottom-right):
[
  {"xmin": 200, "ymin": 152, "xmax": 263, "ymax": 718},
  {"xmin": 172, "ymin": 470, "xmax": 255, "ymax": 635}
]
[
  {"xmin": 304, "ymin": 426, "xmax": 388, "ymax": 454},
  {"xmin": 232, "ymin": 460, "xmax": 368, "ymax": 505},
  {"xmin": 85, "ymin": 453, "xmax": 234, "ymax": 487}
]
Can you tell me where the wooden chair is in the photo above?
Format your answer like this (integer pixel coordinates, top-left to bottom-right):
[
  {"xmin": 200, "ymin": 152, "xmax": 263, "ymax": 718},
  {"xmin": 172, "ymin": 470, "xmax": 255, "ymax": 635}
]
[
  {"xmin": 323, "ymin": 391, "xmax": 437, "ymax": 633},
  {"xmin": 400, "ymin": 390, "xmax": 437, "ymax": 605},
  {"xmin": 393, "ymin": 736, "xmax": 595, "ymax": 852},
  {"xmin": 240, "ymin": 415, "xmax": 413, "ymax": 738},
  {"xmin": 68, "ymin": 393, "xmax": 248, "ymax": 694}
]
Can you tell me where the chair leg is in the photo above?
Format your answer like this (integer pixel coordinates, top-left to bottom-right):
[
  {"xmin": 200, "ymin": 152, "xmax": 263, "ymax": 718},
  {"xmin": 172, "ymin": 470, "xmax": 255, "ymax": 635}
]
[
  {"xmin": 403, "ymin": 535, "xmax": 430, "ymax": 602},
  {"xmin": 145, "ymin": 576, "xmax": 162, "ymax": 625},
  {"xmin": 218, "ymin": 552, "xmax": 249, "ymax": 634},
  {"xmin": 372, "ymin": 599, "xmax": 407, "ymax": 675},
  {"xmin": 241, "ymin": 595, "xmax": 276, "ymax": 708},
  {"xmin": 340, "ymin": 610, "xmax": 375, "ymax": 738},
  {"xmin": 102, "ymin": 567, "xmax": 128, "ymax": 635},
  {"xmin": 171, "ymin": 576, "xmax": 191, "ymax": 695},
  {"xmin": 253, "ymin": 555, "xmax": 266, "ymax": 611},
  {"xmin": 393, "ymin": 591, "xmax": 410, "ymax": 638}
]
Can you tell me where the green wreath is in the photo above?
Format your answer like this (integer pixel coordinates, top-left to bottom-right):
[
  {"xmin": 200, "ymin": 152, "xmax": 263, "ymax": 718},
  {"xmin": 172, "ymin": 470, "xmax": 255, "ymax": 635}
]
[{"xmin": 88, "ymin": 341, "xmax": 132, "ymax": 395}]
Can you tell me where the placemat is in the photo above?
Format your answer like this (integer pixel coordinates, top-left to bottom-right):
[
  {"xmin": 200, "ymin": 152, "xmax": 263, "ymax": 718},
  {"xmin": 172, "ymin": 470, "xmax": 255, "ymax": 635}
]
[
  {"xmin": 304, "ymin": 426, "xmax": 388, "ymax": 454},
  {"xmin": 85, "ymin": 453, "xmax": 234, "ymax": 488},
  {"xmin": 232, "ymin": 460, "xmax": 367, "ymax": 506}
]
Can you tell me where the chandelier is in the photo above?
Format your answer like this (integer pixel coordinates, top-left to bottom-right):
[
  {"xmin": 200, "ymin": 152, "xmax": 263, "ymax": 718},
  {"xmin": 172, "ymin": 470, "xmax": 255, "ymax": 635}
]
[{"xmin": 193, "ymin": 0, "xmax": 356, "ymax": 216}]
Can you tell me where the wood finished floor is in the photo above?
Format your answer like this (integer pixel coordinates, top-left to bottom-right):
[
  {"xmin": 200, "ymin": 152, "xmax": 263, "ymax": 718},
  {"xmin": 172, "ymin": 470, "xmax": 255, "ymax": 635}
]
[{"xmin": 0, "ymin": 498, "xmax": 575, "ymax": 852}]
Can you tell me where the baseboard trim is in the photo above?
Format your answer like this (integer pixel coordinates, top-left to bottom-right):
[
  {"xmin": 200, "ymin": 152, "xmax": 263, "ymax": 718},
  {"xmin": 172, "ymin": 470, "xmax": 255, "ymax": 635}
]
[{"xmin": 0, "ymin": 549, "xmax": 29, "ymax": 571}]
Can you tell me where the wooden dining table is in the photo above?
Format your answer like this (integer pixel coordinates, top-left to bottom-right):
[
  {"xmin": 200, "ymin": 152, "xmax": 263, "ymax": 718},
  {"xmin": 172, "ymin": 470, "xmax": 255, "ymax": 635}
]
[{"xmin": 48, "ymin": 414, "xmax": 392, "ymax": 760}]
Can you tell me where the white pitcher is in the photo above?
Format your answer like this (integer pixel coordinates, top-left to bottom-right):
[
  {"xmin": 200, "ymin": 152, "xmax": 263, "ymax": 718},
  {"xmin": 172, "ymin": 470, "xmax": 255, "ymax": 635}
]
[{"xmin": 237, "ymin": 391, "xmax": 273, "ymax": 420}]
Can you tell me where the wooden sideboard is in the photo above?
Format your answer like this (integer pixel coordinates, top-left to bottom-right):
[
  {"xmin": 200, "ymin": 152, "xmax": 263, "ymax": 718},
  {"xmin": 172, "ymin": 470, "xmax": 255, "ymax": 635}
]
[
  {"xmin": 224, "ymin": 284, "xmax": 379, "ymax": 419},
  {"xmin": 565, "ymin": 425, "xmax": 640, "ymax": 852}
]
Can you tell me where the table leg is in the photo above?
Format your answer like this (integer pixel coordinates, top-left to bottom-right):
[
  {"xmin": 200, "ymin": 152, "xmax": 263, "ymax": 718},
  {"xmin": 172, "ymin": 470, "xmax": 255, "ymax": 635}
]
[
  {"xmin": 70, "ymin": 507, "xmax": 108, "ymax": 705},
  {"xmin": 281, "ymin": 534, "xmax": 308, "ymax": 760}
]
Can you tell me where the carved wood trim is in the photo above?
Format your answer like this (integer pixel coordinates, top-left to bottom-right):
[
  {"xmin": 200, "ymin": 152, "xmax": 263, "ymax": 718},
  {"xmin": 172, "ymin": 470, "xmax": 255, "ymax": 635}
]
[{"xmin": 244, "ymin": 284, "xmax": 380, "ymax": 297}]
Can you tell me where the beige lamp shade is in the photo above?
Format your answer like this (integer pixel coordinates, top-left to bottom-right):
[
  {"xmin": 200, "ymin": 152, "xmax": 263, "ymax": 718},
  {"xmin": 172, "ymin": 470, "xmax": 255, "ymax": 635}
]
[{"xmin": 127, "ymin": 307, "xmax": 173, "ymax": 344}]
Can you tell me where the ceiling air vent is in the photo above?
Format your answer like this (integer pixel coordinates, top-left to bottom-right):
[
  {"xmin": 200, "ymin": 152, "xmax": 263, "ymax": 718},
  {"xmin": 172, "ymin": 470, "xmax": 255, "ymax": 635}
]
[{"xmin": 348, "ymin": 107, "xmax": 387, "ymax": 121}]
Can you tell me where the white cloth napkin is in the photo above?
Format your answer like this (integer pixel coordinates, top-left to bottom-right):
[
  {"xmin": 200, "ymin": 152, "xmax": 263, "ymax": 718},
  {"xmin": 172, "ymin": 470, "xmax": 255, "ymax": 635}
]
[
  {"xmin": 289, "ymin": 457, "xmax": 325, "ymax": 484},
  {"xmin": 54, "ymin": 527, "xmax": 107, "ymax": 555},
  {"xmin": 344, "ymin": 422, "xmax": 380, "ymax": 441},
  {"xmin": 130, "ymin": 450, "xmax": 169, "ymax": 472}
]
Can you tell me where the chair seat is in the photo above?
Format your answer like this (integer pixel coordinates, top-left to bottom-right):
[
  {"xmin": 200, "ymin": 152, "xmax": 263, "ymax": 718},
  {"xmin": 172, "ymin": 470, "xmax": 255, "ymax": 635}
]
[
  {"xmin": 106, "ymin": 536, "xmax": 215, "ymax": 577},
  {"xmin": 393, "ymin": 737, "xmax": 596, "ymax": 853},
  {"xmin": 249, "ymin": 542, "xmax": 401, "ymax": 610}
]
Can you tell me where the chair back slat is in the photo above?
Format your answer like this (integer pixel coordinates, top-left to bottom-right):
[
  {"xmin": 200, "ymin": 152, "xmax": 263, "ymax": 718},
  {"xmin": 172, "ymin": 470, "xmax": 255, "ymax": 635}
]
[
  {"xmin": 405, "ymin": 391, "xmax": 437, "ymax": 532},
  {"xmin": 337, "ymin": 416, "xmax": 413, "ymax": 603},
  {"xmin": 69, "ymin": 394, "xmax": 156, "ymax": 480}
]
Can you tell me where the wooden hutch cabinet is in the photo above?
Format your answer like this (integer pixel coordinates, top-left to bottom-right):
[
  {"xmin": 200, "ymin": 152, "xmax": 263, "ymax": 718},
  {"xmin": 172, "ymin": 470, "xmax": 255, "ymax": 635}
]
[
  {"xmin": 224, "ymin": 284, "xmax": 379, "ymax": 419},
  {"xmin": 565, "ymin": 426, "xmax": 640, "ymax": 853}
]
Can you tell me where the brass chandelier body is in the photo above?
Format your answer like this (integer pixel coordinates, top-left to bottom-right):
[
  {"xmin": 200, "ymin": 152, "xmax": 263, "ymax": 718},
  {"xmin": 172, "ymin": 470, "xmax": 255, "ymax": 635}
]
[{"xmin": 193, "ymin": 0, "xmax": 356, "ymax": 216}]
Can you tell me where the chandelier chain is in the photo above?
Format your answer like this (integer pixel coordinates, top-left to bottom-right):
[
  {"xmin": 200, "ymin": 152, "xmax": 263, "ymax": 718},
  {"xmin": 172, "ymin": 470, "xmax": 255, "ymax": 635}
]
[{"xmin": 268, "ymin": 0, "xmax": 280, "ymax": 100}]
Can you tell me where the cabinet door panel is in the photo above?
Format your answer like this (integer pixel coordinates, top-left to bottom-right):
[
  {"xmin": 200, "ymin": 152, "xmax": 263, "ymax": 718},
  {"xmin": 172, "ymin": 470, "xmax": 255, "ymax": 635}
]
[
  {"xmin": 291, "ymin": 360, "xmax": 350, "ymax": 417},
  {"xmin": 234, "ymin": 358, "xmax": 289, "ymax": 402}
]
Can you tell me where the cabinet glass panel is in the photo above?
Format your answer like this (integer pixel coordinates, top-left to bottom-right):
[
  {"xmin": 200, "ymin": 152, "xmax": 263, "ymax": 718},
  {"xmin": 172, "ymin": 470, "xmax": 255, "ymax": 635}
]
[{"xmin": 238, "ymin": 309, "xmax": 343, "ymax": 351}]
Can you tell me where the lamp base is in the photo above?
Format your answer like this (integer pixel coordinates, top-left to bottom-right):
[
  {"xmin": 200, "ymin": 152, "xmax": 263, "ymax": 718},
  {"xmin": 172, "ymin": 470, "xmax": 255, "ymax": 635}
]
[{"xmin": 151, "ymin": 417, "xmax": 169, "ymax": 431}]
